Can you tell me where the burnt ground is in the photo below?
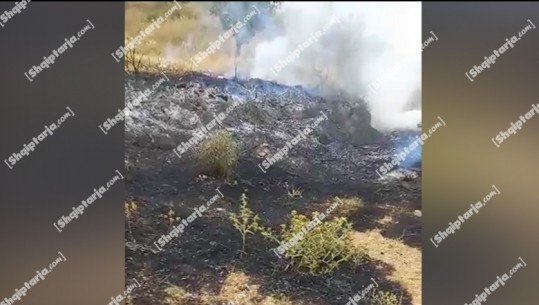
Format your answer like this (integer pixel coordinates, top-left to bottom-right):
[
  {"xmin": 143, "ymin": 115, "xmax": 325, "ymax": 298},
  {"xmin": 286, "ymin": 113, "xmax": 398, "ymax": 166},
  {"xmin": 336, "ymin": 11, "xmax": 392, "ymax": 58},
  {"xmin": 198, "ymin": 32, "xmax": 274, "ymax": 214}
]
[{"xmin": 124, "ymin": 72, "xmax": 421, "ymax": 305}]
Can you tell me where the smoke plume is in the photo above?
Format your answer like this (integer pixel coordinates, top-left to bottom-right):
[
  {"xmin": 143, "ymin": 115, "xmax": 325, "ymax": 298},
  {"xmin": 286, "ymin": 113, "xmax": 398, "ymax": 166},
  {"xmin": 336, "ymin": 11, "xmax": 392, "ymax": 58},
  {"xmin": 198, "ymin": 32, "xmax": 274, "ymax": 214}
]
[{"xmin": 243, "ymin": 2, "xmax": 421, "ymax": 131}]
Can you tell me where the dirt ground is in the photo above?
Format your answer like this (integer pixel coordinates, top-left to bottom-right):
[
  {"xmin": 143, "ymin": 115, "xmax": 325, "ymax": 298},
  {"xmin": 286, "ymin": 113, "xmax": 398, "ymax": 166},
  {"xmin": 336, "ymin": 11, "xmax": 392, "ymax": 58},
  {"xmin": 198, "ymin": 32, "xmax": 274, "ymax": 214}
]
[{"xmin": 125, "ymin": 136, "xmax": 421, "ymax": 305}]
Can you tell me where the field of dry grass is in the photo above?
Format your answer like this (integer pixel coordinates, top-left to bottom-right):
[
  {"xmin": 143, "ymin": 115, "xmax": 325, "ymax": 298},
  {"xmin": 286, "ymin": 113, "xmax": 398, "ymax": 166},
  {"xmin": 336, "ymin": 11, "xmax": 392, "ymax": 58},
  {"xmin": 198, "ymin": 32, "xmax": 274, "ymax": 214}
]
[{"xmin": 125, "ymin": 2, "xmax": 238, "ymax": 74}]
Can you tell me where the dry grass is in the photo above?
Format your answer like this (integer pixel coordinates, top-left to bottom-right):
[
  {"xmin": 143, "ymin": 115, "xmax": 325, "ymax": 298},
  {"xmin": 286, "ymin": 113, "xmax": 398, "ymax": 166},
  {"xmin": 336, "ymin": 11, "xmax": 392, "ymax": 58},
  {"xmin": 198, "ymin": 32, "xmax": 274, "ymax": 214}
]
[
  {"xmin": 374, "ymin": 204, "xmax": 421, "ymax": 241},
  {"xmin": 285, "ymin": 183, "xmax": 304, "ymax": 199},
  {"xmin": 197, "ymin": 130, "xmax": 238, "ymax": 178},
  {"xmin": 125, "ymin": 2, "xmax": 237, "ymax": 74},
  {"xmin": 350, "ymin": 229, "xmax": 421, "ymax": 305},
  {"xmin": 219, "ymin": 271, "xmax": 258, "ymax": 304},
  {"xmin": 332, "ymin": 196, "xmax": 365, "ymax": 217},
  {"xmin": 159, "ymin": 271, "xmax": 298, "ymax": 305},
  {"xmin": 219, "ymin": 271, "xmax": 298, "ymax": 305},
  {"xmin": 163, "ymin": 285, "xmax": 189, "ymax": 305}
]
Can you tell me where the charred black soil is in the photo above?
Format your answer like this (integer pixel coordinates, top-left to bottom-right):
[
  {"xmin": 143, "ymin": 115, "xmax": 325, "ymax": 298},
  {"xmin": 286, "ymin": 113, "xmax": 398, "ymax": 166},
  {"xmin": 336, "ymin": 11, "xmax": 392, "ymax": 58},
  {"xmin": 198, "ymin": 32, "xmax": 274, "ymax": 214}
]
[{"xmin": 125, "ymin": 72, "xmax": 421, "ymax": 305}]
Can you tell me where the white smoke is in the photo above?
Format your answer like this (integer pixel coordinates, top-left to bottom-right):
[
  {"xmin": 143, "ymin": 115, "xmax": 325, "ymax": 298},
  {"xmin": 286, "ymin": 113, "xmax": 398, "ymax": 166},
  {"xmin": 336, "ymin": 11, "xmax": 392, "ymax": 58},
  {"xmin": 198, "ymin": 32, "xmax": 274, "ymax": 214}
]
[{"xmin": 246, "ymin": 2, "xmax": 421, "ymax": 131}]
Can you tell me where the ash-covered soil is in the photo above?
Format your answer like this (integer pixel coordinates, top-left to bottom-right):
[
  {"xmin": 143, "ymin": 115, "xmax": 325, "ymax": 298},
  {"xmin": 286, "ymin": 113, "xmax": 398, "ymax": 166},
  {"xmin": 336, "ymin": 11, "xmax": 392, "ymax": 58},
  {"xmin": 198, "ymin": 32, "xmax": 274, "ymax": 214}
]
[{"xmin": 124, "ymin": 71, "xmax": 422, "ymax": 305}]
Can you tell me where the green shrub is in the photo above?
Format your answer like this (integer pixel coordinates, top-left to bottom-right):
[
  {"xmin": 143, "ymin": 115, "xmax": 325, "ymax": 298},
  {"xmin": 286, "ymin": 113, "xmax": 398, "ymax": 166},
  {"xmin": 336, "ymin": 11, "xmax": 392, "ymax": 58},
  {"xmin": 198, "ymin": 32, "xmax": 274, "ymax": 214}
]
[
  {"xmin": 369, "ymin": 290, "xmax": 401, "ymax": 305},
  {"xmin": 278, "ymin": 210, "xmax": 362, "ymax": 275},
  {"xmin": 197, "ymin": 130, "xmax": 238, "ymax": 178},
  {"xmin": 229, "ymin": 193, "xmax": 269, "ymax": 253},
  {"xmin": 228, "ymin": 194, "xmax": 363, "ymax": 275}
]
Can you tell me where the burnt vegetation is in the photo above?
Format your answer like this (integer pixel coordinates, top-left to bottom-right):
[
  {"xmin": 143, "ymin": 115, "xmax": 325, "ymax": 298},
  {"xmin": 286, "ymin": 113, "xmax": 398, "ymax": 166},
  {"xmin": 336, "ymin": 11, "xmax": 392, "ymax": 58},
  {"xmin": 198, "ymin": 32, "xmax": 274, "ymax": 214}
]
[{"xmin": 124, "ymin": 2, "xmax": 421, "ymax": 305}]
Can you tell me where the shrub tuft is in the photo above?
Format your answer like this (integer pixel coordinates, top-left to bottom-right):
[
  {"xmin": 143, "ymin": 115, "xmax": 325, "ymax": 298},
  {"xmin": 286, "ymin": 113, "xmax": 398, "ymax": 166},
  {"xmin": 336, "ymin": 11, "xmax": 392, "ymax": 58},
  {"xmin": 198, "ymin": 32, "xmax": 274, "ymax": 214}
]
[
  {"xmin": 369, "ymin": 290, "xmax": 402, "ymax": 305},
  {"xmin": 197, "ymin": 130, "xmax": 238, "ymax": 178},
  {"xmin": 279, "ymin": 211, "xmax": 363, "ymax": 275}
]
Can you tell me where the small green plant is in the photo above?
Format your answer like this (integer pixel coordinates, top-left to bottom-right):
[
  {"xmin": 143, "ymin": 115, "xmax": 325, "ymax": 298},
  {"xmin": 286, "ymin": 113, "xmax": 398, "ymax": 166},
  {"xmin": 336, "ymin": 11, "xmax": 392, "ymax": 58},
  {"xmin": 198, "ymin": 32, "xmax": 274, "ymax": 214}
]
[
  {"xmin": 197, "ymin": 130, "xmax": 238, "ymax": 178},
  {"xmin": 228, "ymin": 195, "xmax": 363, "ymax": 275},
  {"xmin": 279, "ymin": 211, "xmax": 362, "ymax": 275},
  {"xmin": 229, "ymin": 193, "xmax": 271, "ymax": 253},
  {"xmin": 369, "ymin": 290, "xmax": 402, "ymax": 305}
]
